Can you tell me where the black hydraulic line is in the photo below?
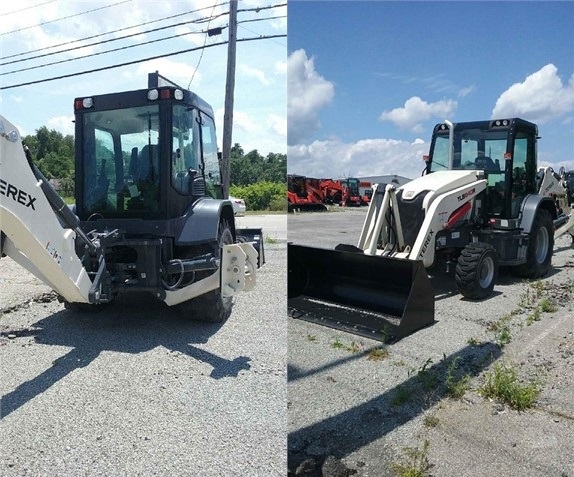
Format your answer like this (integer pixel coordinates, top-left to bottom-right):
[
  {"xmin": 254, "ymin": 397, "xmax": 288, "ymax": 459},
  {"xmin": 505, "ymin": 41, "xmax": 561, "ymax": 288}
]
[{"xmin": 28, "ymin": 160, "xmax": 96, "ymax": 253}]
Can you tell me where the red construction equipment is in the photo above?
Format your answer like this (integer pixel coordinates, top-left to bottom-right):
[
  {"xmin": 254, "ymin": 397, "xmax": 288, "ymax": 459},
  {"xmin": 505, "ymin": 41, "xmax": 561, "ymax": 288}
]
[
  {"xmin": 340, "ymin": 178, "xmax": 362, "ymax": 207},
  {"xmin": 320, "ymin": 179, "xmax": 344, "ymax": 205},
  {"xmin": 287, "ymin": 175, "xmax": 327, "ymax": 212}
]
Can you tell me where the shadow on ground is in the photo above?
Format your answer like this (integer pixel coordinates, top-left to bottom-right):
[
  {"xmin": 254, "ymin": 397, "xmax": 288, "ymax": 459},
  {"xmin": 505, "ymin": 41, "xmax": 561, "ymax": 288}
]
[{"xmin": 1, "ymin": 293, "xmax": 250, "ymax": 419}]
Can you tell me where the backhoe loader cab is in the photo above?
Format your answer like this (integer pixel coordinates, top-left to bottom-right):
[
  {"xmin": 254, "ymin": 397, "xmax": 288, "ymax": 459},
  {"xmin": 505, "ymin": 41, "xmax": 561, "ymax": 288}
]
[
  {"xmin": 0, "ymin": 73, "xmax": 262, "ymax": 323},
  {"xmin": 425, "ymin": 118, "xmax": 540, "ymax": 220},
  {"xmin": 75, "ymin": 72, "xmax": 223, "ymax": 221}
]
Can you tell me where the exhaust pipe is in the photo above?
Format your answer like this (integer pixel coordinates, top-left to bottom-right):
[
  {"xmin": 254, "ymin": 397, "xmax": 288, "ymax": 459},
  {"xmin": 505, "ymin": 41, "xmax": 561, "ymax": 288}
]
[{"xmin": 288, "ymin": 244, "xmax": 435, "ymax": 342}]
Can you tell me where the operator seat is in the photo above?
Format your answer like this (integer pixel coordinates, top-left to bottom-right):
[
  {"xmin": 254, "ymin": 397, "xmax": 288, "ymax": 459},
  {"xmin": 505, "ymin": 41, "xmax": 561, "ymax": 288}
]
[
  {"xmin": 138, "ymin": 144, "xmax": 159, "ymax": 182},
  {"xmin": 474, "ymin": 156, "xmax": 499, "ymax": 172}
]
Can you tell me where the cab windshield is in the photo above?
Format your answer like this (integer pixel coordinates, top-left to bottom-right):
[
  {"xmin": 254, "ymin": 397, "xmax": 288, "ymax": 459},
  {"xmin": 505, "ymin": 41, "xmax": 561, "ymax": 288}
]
[
  {"xmin": 430, "ymin": 129, "xmax": 507, "ymax": 173},
  {"xmin": 81, "ymin": 104, "xmax": 160, "ymax": 218}
]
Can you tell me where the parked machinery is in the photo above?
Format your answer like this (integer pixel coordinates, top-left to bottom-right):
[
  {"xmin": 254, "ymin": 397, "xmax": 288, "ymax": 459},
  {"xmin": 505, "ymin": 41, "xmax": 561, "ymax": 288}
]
[
  {"xmin": 1, "ymin": 73, "xmax": 263, "ymax": 323},
  {"xmin": 289, "ymin": 118, "xmax": 569, "ymax": 341},
  {"xmin": 287, "ymin": 174, "xmax": 327, "ymax": 212}
]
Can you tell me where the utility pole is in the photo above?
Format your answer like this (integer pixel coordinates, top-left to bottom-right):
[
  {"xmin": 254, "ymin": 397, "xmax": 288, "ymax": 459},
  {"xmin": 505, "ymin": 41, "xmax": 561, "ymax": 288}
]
[{"xmin": 221, "ymin": 0, "xmax": 237, "ymax": 199}]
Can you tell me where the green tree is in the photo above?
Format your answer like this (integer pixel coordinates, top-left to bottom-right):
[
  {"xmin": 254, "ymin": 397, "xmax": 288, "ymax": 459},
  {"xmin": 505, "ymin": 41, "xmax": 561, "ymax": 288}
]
[
  {"xmin": 229, "ymin": 144, "xmax": 286, "ymax": 187},
  {"xmin": 22, "ymin": 126, "xmax": 74, "ymax": 180}
]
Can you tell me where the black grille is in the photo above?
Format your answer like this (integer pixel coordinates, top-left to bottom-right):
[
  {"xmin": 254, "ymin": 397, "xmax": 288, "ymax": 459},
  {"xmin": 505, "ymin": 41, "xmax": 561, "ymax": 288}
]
[{"xmin": 395, "ymin": 190, "xmax": 430, "ymax": 248}]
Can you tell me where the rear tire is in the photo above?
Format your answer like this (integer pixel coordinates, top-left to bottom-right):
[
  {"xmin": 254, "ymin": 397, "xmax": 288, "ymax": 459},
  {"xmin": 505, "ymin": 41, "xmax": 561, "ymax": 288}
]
[
  {"xmin": 455, "ymin": 242, "xmax": 499, "ymax": 300},
  {"xmin": 513, "ymin": 208, "xmax": 553, "ymax": 278},
  {"xmin": 176, "ymin": 220, "xmax": 234, "ymax": 323}
]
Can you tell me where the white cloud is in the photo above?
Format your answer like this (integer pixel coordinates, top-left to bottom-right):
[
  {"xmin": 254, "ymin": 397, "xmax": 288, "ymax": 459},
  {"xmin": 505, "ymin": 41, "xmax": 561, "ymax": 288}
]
[
  {"xmin": 288, "ymin": 136, "xmax": 428, "ymax": 180},
  {"xmin": 233, "ymin": 110, "xmax": 258, "ymax": 134},
  {"xmin": 287, "ymin": 49, "xmax": 334, "ymax": 146},
  {"xmin": 458, "ymin": 85, "xmax": 476, "ymax": 98},
  {"xmin": 492, "ymin": 64, "xmax": 574, "ymax": 123},
  {"xmin": 47, "ymin": 116, "xmax": 74, "ymax": 136},
  {"xmin": 239, "ymin": 64, "xmax": 272, "ymax": 86},
  {"xmin": 275, "ymin": 60, "xmax": 287, "ymax": 75},
  {"xmin": 214, "ymin": 108, "xmax": 285, "ymax": 155},
  {"xmin": 132, "ymin": 59, "xmax": 202, "ymax": 87},
  {"xmin": 268, "ymin": 113, "xmax": 286, "ymax": 138},
  {"xmin": 379, "ymin": 96, "xmax": 457, "ymax": 133}
]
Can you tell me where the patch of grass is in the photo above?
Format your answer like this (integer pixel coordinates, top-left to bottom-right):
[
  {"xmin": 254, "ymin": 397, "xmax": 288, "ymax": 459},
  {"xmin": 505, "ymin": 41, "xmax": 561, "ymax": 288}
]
[
  {"xmin": 467, "ymin": 337, "xmax": 482, "ymax": 346},
  {"xmin": 346, "ymin": 341, "xmax": 363, "ymax": 353},
  {"xmin": 423, "ymin": 415, "xmax": 439, "ymax": 428},
  {"xmin": 331, "ymin": 338, "xmax": 345, "ymax": 349},
  {"xmin": 264, "ymin": 234, "xmax": 279, "ymax": 244},
  {"xmin": 479, "ymin": 362, "xmax": 540, "ymax": 411},
  {"xmin": 539, "ymin": 298, "xmax": 557, "ymax": 313},
  {"xmin": 495, "ymin": 325, "xmax": 512, "ymax": 347},
  {"xmin": 367, "ymin": 347, "xmax": 390, "ymax": 361},
  {"xmin": 391, "ymin": 439, "xmax": 433, "ymax": 477},
  {"xmin": 416, "ymin": 359, "xmax": 438, "ymax": 392},
  {"xmin": 391, "ymin": 385, "xmax": 412, "ymax": 406},
  {"xmin": 525, "ymin": 307, "xmax": 541, "ymax": 326},
  {"xmin": 329, "ymin": 337, "xmax": 364, "ymax": 353},
  {"xmin": 445, "ymin": 357, "xmax": 471, "ymax": 399}
]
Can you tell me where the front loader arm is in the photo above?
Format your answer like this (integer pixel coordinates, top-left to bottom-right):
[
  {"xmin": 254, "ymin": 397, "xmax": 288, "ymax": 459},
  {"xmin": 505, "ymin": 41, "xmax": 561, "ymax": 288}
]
[{"xmin": 0, "ymin": 115, "xmax": 94, "ymax": 304}]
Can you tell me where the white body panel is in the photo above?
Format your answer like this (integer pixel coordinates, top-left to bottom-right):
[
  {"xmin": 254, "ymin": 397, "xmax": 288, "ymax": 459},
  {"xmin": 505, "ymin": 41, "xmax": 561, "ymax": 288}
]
[
  {"xmin": 0, "ymin": 115, "xmax": 92, "ymax": 303},
  {"xmin": 163, "ymin": 242, "xmax": 257, "ymax": 306},
  {"xmin": 358, "ymin": 171, "xmax": 486, "ymax": 267}
]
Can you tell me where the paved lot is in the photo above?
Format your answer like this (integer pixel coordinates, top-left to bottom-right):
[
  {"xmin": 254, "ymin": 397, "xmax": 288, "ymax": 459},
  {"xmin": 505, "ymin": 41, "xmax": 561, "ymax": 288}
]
[
  {"xmin": 288, "ymin": 207, "xmax": 574, "ymax": 477},
  {"xmin": 0, "ymin": 215, "xmax": 287, "ymax": 477}
]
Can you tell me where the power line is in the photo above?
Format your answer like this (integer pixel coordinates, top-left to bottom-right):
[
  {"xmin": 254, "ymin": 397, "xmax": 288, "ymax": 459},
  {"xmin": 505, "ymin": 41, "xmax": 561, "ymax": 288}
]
[
  {"xmin": 237, "ymin": 3, "xmax": 287, "ymax": 13},
  {"xmin": 0, "ymin": 2, "xmax": 230, "ymax": 62},
  {"xmin": 188, "ymin": 1, "xmax": 220, "ymax": 88},
  {"xmin": 1, "ymin": 12, "xmax": 229, "ymax": 70},
  {"xmin": 0, "ymin": 35, "xmax": 286, "ymax": 90},
  {"xmin": 1, "ymin": 0, "xmax": 133, "ymax": 36},
  {"xmin": 237, "ymin": 15, "xmax": 286, "ymax": 25},
  {"xmin": 1, "ymin": 26, "xmax": 227, "ymax": 76},
  {"xmin": 2, "ymin": 1, "xmax": 57, "ymax": 16}
]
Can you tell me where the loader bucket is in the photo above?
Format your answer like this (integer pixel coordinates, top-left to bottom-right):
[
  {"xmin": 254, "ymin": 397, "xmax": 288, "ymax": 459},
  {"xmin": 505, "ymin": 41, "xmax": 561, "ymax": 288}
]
[{"xmin": 288, "ymin": 244, "xmax": 435, "ymax": 342}]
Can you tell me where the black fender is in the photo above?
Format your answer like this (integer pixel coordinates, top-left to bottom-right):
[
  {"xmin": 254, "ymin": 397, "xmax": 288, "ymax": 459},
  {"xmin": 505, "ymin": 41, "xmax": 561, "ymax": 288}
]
[
  {"xmin": 519, "ymin": 194, "xmax": 557, "ymax": 233},
  {"xmin": 175, "ymin": 198, "xmax": 235, "ymax": 246}
]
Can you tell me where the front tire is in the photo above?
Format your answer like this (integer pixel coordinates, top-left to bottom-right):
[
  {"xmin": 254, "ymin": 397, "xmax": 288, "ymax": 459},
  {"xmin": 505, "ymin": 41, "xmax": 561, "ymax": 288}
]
[
  {"xmin": 513, "ymin": 208, "xmax": 554, "ymax": 278},
  {"xmin": 176, "ymin": 220, "xmax": 234, "ymax": 323},
  {"xmin": 455, "ymin": 242, "xmax": 499, "ymax": 300}
]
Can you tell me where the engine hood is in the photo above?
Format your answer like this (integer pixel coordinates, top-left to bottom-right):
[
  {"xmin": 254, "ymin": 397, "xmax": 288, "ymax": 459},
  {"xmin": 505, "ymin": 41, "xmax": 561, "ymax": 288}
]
[{"xmin": 398, "ymin": 170, "xmax": 482, "ymax": 200}]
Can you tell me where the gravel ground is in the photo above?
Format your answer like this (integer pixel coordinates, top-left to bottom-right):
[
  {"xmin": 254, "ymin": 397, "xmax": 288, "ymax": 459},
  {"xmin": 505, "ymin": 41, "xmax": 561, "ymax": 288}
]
[
  {"xmin": 287, "ymin": 207, "xmax": 574, "ymax": 477},
  {"xmin": 0, "ymin": 215, "xmax": 287, "ymax": 477}
]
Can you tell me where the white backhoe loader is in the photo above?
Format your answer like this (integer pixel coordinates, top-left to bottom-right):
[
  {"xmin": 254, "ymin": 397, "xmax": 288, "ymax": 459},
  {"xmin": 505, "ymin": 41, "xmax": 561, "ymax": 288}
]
[
  {"xmin": 1, "ymin": 73, "xmax": 262, "ymax": 323},
  {"xmin": 289, "ymin": 118, "xmax": 570, "ymax": 341}
]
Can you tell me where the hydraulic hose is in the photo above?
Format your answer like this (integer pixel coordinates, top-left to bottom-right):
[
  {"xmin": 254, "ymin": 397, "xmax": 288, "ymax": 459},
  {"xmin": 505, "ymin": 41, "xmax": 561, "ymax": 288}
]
[{"xmin": 25, "ymin": 149, "xmax": 96, "ymax": 253}]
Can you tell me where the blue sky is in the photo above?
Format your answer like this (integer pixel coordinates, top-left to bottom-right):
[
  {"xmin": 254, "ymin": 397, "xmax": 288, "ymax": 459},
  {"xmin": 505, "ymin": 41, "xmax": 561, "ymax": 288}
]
[
  {"xmin": 287, "ymin": 1, "xmax": 574, "ymax": 180},
  {"xmin": 0, "ymin": 0, "xmax": 286, "ymax": 155}
]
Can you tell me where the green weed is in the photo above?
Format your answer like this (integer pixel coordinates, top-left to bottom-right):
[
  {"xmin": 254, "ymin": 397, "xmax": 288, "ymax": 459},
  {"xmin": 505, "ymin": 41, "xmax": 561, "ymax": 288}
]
[
  {"xmin": 264, "ymin": 234, "xmax": 279, "ymax": 244},
  {"xmin": 445, "ymin": 357, "xmax": 471, "ymax": 399},
  {"xmin": 423, "ymin": 415, "xmax": 439, "ymax": 428},
  {"xmin": 391, "ymin": 385, "xmax": 412, "ymax": 406},
  {"xmin": 479, "ymin": 362, "xmax": 540, "ymax": 411},
  {"xmin": 391, "ymin": 440, "xmax": 433, "ymax": 477},
  {"xmin": 367, "ymin": 347, "xmax": 390, "ymax": 361}
]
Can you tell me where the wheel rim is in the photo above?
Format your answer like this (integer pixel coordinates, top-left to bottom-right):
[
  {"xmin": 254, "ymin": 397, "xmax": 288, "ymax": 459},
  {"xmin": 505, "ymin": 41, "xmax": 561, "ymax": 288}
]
[
  {"xmin": 534, "ymin": 226, "xmax": 549, "ymax": 264},
  {"xmin": 479, "ymin": 256, "xmax": 495, "ymax": 288}
]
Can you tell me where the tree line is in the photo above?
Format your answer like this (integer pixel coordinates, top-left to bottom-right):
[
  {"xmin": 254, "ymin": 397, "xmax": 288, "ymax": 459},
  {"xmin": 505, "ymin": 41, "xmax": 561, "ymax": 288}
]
[{"xmin": 21, "ymin": 127, "xmax": 287, "ymax": 211}]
